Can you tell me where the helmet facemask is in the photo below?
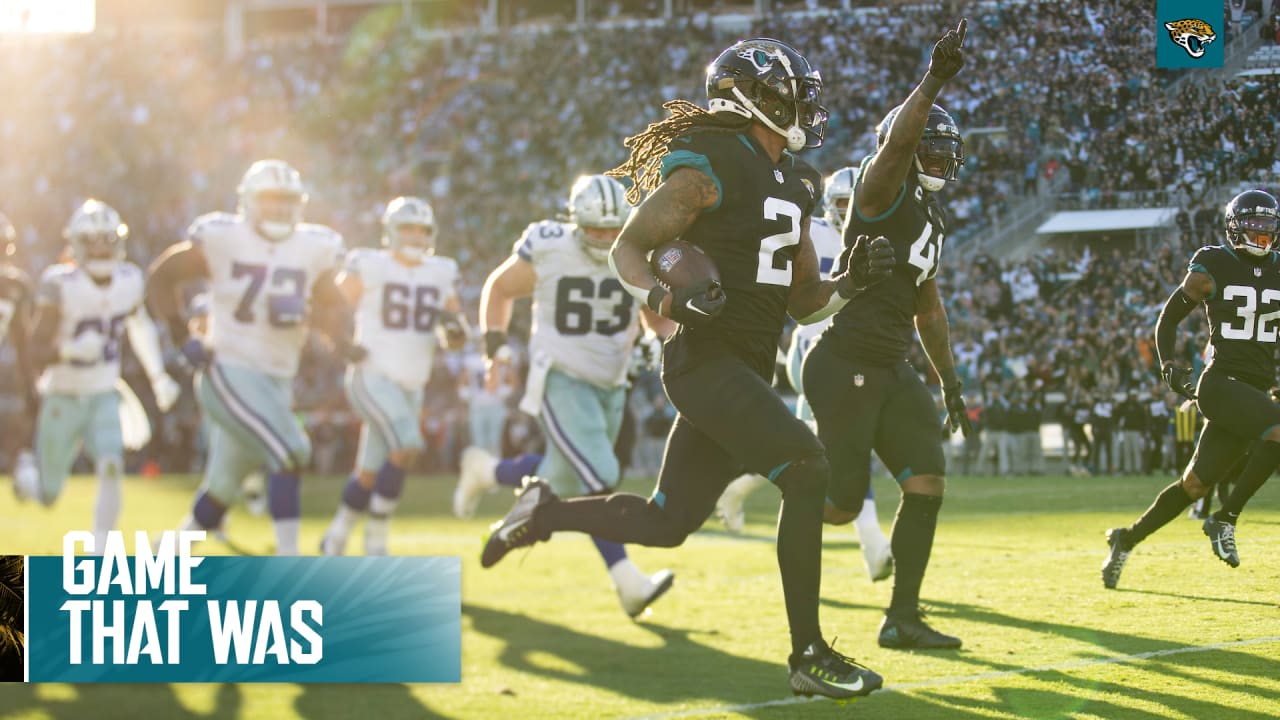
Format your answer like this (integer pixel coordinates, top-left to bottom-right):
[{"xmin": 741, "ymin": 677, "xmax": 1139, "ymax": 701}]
[
  {"xmin": 72, "ymin": 231, "xmax": 126, "ymax": 280},
  {"xmin": 579, "ymin": 227, "xmax": 619, "ymax": 263},
  {"xmin": 245, "ymin": 190, "xmax": 305, "ymax": 242},
  {"xmin": 389, "ymin": 222, "xmax": 437, "ymax": 262},
  {"xmin": 707, "ymin": 40, "xmax": 829, "ymax": 152},
  {"xmin": 568, "ymin": 175, "xmax": 631, "ymax": 262},
  {"xmin": 822, "ymin": 167, "xmax": 857, "ymax": 228},
  {"xmin": 915, "ymin": 133, "xmax": 964, "ymax": 192},
  {"xmin": 1228, "ymin": 213, "xmax": 1280, "ymax": 256}
]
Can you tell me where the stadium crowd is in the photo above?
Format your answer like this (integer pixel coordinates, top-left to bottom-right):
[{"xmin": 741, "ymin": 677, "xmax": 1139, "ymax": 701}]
[{"xmin": 0, "ymin": 0, "xmax": 1272, "ymax": 478}]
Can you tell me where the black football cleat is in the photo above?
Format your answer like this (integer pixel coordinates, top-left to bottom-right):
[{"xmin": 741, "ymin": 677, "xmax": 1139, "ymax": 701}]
[
  {"xmin": 480, "ymin": 478, "xmax": 556, "ymax": 568},
  {"xmin": 1203, "ymin": 517, "xmax": 1240, "ymax": 568},
  {"xmin": 878, "ymin": 609, "xmax": 962, "ymax": 650},
  {"xmin": 1101, "ymin": 527, "xmax": 1133, "ymax": 589},
  {"xmin": 788, "ymin": 639, "xmax": 883, "ymax": 699}
]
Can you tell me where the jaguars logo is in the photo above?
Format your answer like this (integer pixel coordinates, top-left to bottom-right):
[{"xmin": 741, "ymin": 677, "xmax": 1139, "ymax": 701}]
[
  {"xmin": 737, "ymin": 46, "xmax": 781, "ymax": 75},
  {"xmin": 1164, "ymin": 19, "xmax": 1216, "ymax": 59}
]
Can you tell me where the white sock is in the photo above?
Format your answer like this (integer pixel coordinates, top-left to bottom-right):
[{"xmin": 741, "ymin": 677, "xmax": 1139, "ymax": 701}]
[
  {"xmin": 365, "ymin": 494, "xmax": 397, "ymax": 555},
  {"xmin": 853, "ymin": 496, "xmax": 889, "ymax": 547},
  {"xmin": 329, "ymin": 505, "xmax": 361, "ymax": 542},
  {"xmin": 274, "ymin": 519, "xmax": 300, "ymax": 556},
  {"xmin": 93, "ymin": 458, "xmax": 124, "ymax": 551}
]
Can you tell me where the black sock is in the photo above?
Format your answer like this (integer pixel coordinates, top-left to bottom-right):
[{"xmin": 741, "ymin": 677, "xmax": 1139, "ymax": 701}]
[
  {"xmin": 888, "ymin": 493, "xmax": 943, "ymax": 617},
  {"xmin": 773, "ymin": 458, "xmax": 828, "ymax": 664},
  {"xmin": 1215, "ymin": 440, "xmax": 1280, "ymax": 523},
  {"xmin": 538, "ymin": 493, "xmax": 665, "ymax": 544},
  {"xmin": 1127, "ymin": 481, "xmax": 1192, "ymax": 545}
]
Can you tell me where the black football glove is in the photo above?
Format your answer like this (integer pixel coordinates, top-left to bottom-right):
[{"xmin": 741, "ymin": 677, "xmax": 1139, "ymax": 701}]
[
  {"xmin": 835, "ymin": 234, "xmax": 895, "ymax": 298},
  {"xmin": 943, "ymin": 383, "xmax": 972, "ymax": 437},
  {"xmin": 653, "ymin": 279, "xmax": 727, "ymax": 327},
  {"xmin": 1161, "ymin": 361, "xmax": 1196, "ymax": 401},
  {"xmin": 928, "ymin": 18, "xmax": 967, "ymax": 81}
]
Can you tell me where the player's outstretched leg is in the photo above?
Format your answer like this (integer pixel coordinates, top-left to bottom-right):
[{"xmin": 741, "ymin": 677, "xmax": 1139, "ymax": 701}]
[
  {"xmin": 92, "ymin": 456, "xmax": 124, "ymax": 553},
  {"xmin": 1207, "ymin": 437, "xmax": 1280, "ymax": 567},
  {"xmin": 878, "ymin": 485, "xmax": 959, "ymax": 650},
  {"xmin": 854, "ymin": 486, "xmax": 893, "ymax": 582},
  {"xmin": 322, "ymin": 472, "xmax": 373, "ymax": 556},
  {"xmin": 454, "ymin": 448, "xmax": 541, "ymax": 518},
  {"xmin": 366, "ymin": 453, "xmax": 413, "ymax": 555},
  {"xmin": 592, "ymin": 537, "xmax": 675, "ymax": 618},
  {"xmin": 715, "ymin": 473, "xmax": 767, "ymax": 533}
]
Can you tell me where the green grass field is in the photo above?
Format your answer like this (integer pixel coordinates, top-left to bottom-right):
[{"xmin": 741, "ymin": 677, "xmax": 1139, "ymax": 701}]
[{"xmin": 1, "ymin": 471, "xmax": 1278, "ymax": 719}]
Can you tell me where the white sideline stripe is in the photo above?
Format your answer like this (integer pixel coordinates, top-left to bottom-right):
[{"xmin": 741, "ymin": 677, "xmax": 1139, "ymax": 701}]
[{"xmin": 623, "ymin": 635, "xmax": 1280, "ymax": 720}]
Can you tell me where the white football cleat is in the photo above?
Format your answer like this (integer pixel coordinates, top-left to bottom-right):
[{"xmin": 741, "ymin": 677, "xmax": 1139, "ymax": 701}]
[
  {"xmin": 716, "ymin": 474, "xmax": 768, "ymax": 533},
  {"xmin": 454, "ymin": 446, "xmax": 498, "ymax": 519},
  {"xmin": 861, "ymin": 536, "xmax": 894, "ymax": 582},
  {"xmin": 611, "ymin": 560, "xmax": 675, "ymax": 619}
]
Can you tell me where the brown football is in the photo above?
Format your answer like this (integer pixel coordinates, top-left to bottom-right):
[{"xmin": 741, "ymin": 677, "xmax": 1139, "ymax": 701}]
[{"xmin": 649, "ymin": 240, "xmax": 720, "ymax": 295}]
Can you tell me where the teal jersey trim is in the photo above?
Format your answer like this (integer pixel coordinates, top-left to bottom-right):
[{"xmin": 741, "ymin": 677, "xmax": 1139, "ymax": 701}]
[
  {"xmin": 736, "ymin": 134, "xmax": 758, "ymax": 156},
  {"xmin": 660, "ymin": 150, "xmax": 723, "ymax": 213},
  {"xmin": 1189, "ymin": 263, "xmax": 1215, "ymax": 297}
]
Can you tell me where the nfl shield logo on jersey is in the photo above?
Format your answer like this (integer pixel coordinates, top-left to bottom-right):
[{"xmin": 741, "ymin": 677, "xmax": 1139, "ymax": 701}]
[
  {"xmin": 1255, "ymin": 267, "xmax": 1263, "ymax": 277},
  {"xmin": 657, "ymin": 247, "xmax": 683, "ymax": 273},
  {"xmin": 854, "ymin": 374, "xmax": 865, "ymax": 387},
  {"xmin": 774, "ymin": 169, "xmax": 784, "ymax": 184}
]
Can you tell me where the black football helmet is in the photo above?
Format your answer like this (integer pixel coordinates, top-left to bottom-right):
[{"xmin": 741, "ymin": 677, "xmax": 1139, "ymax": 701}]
[
  {"xmin": 0, "ymin": 213, "xmax": 15, "ymax": 260},
  {"xmin": 1225, "ymin": 189, "xmax": 1280, "ymax": 256},
  {"xmin": 706, "ymin": 38, "xmax": 828, "ymax": 151},
  {"xmin": 875, "ymin": 104, "xmax": 965, "ymax": 192}
]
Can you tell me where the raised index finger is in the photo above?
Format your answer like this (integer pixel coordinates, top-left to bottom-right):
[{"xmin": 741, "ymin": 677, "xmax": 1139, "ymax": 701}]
[{"xmin": 956, "ymin": 18, "xmax": 967, "ymax": 45}]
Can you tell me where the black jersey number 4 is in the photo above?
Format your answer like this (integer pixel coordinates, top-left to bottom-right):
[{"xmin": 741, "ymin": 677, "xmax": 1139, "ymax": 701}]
[
  {"xmin": 1221, "ymin": 284, "xmax": 1280, "ymax": 341},
  {"xmin": 907, "ymin": 218, "xmax": 943, "ymax": 286}
]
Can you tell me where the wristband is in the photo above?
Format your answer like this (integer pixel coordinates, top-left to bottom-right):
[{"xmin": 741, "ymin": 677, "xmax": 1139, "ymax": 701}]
[{"xmin": 484, "ymin": 330, "xmax": 508, "ymax": 359}]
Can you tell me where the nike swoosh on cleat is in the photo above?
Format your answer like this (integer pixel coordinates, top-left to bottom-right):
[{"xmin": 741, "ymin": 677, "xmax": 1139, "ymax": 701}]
[
  {"xmin": 685, "ymin": 299, "xmax": 710, "ymax": 315},
  {"xmin": 826, "ymin": 677, "xmax": 864, "ymax": 692}
]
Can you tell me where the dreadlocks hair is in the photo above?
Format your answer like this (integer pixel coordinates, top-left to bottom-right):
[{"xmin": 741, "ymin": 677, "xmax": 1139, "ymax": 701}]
[
  {"xmin": 607, "ymin": 100, "xmax": 753, "ymax": 205},
  {"xmin": 0, "ymin": 556, "xmax": 21, "ymax": 682}
]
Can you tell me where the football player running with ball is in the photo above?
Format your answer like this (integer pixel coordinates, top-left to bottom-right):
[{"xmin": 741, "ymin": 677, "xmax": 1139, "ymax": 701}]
[
  {"xmin": 479, "ymin": 39, "xmax": 893, "ymax": 699},
  {"xmin": 1103, "ymin": 189, "xmax": 1280, "ymax": 585},
  {"xmin": 803, "ymin": 20, "xmax": 969, "ymax": 650},
  {"xmin": 714, "ymin": 166, "xmax": 895, "ymax": 583}
]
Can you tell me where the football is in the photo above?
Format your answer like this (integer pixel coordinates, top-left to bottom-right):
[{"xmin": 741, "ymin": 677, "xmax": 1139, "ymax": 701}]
[{"xmin": 649, "ymin": 240, "xmax": 720, "ymax": 294}]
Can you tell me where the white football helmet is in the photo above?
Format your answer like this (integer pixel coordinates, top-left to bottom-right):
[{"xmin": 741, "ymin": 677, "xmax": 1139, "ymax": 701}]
[
  {"xmin": 236, "ymin": 159, "xmax": 307, "ymax": 241},
  {"xmin": 568, "ymin": 175, "xmax": 632, "ymax": 261},
  {"xmin": 64, "ymin": 200, "xmax": 127, "ymax": 279},
  {"xmin": 823, "ymin": 166, "xmax": 858, "ymax": 228},
  {"xmin": 381, "ymin": 196, "xmax": 437, "ymax": 261}
]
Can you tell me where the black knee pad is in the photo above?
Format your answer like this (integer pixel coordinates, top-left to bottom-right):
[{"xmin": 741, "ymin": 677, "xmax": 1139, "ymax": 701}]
[{"xmin": 773, "ymin": 453, "xmax": 830, "ymax": 500}]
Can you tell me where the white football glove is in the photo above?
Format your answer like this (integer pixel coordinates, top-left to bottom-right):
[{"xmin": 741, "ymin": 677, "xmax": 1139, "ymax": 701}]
[
  {"xmin": 151, "ymin": 373, "xmax": 182, "ymax": 413},
  {"xmin": 60, "ymin": 330, "xmax": 106, "ymax": 364}
]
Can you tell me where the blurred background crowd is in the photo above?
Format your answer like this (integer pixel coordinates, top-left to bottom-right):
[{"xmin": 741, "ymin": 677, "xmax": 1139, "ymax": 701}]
[{"xmin": 0, "ymin": 0, "xmax": 1276, "ymax": 479}]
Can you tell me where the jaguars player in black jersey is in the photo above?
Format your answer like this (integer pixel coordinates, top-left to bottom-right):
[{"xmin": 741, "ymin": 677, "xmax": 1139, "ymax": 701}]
[
  {"xmin": 1102, "ymin": 189, "xmax": 1280, "ymax": 587},
  {"xmin": 803, "ymin": 20, "xmax": 968, "ymax": 650},
  {"xmin": 479, "ymin": 38, "xmax": 894, "ymax": 699},
  {"xmin": 0, "ymin": 213, "xmax": 36, "ymax": 492}
]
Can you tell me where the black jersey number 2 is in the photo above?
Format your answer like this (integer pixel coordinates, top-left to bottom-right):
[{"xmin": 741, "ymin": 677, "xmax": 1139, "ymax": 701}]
[{"xmin": 757, "ymin": 197, "xmax": 802, "ymax": 286}]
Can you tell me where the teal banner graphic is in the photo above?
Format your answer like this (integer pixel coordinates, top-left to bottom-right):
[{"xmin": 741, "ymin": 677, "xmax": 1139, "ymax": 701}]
[
  {"xmin": 1157, "ymin": 0, "xmax": 1224, "ymax": 68},
  {"xmin": 27, "ymin": 554, "xmax": 460, "ymax": 683}
]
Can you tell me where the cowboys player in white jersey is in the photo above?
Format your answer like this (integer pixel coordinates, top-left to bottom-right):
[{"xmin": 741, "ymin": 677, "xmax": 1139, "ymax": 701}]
[
  {"xmin": 147, "ymin": 160, "xmax": 352, "ymax": 556},
  {"xmin": 21, "ymin": 200, "xmax": 181, "ymax": 550},
  {"xmin": 454, "ymin": 174, "xmax": 675, "ymax": 618},
  {"xmin": 713, "ymin": 167, "xmax": 894, "ymax": 582},
  {"xmin": 320, "ymin": 196, "xmax": 468, "ymax": 555}
]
